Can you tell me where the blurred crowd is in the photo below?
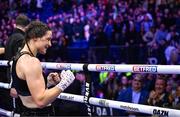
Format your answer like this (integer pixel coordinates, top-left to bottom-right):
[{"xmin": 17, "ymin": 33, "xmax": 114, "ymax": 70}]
[
  {"xmin": 0, "ymin": 0, "xmax": 180, "ymax": 64},
  {"xmin": 0, "ymin": 0, "xmax": 180, "ymax": 116}
]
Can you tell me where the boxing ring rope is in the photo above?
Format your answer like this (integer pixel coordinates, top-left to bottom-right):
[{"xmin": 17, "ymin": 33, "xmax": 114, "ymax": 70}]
[
  {"xmin": 1, "ymin": 83, "xmax": 180, "ymax": 117},
  {"xmin": 0, "ymin": 108, "xmax": 13, "ymax": 117},
  {"xmin": 0, "ymin": 82, "xmax": 10, "ymax": 89},
  {"xmin": 0, "ymin": 60, "xmax": 180, "ymax": 74},
  {"xmin": 0, "ymin": 108, "xmax": 20, "ymax": 117},
  {"xmin": 58, "ymin": 93, "xmax": 180, "ymax": 117},
  {"xmin": 0, "ymin": 60, "xmax": 180, "ymax": 117}
]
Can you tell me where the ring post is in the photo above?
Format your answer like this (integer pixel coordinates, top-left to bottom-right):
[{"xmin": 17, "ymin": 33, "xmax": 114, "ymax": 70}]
[{"xmin": 83, "ymin": 64, "xmax": 92, "ymax": 116}]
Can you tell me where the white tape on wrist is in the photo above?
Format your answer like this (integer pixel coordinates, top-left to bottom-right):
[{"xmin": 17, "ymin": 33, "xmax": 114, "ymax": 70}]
[{"xmin": 56, "ymin": 70, "xmax": 75, "ymax": 91}]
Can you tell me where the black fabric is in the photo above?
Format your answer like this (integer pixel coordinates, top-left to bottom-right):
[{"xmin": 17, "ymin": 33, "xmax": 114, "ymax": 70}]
[
  {"xmin": 5, "ymin": 28, "xmax": 25, "ymax": 61},
  {"xmin": 5, "ymin": 28, "xmax": 25, "ymax": 83},
  {"xmin": 12, "ymin": 51, "xmax": 34, "ymax": 96},
  {"xmin": 12, "ymin": 51, "xmax": 47, "ymax": 96},
  {"xmin": 21, "ymin": 105, "xmax": 55, "ymax": 117}
]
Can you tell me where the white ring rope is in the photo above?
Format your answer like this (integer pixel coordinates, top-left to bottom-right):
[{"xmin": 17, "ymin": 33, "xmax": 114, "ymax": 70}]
[
  {"xmin": 0, "ymin": 108, "xmax": 20, "ymax": 117},
  {"xmin": 0, "ymin": 108, "xmax": 13, "ymax": 117},
  {"xmin": 0, "ymin": 82, "xmax": 10, "ymax": 89},
  {"xmin": 0, "ymin": 82, "xmax": 180, "ymax": 117},
  {"xmin": 0, "ymin": 60, "xmax": 180, "ymax": 74}
]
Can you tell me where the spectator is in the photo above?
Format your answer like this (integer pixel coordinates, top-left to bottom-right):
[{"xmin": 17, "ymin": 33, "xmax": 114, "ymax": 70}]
[
  {"xmin": 142, "ymin": 26, "xmax": 156, "ymax": 47},
  {"xmin": 115, "ymin": 74, "xmax": 149, "ymax": 116},
  {"xmin": 148, "ymin": 76, "xmax": 171, "ymax": 107},
  {"xmin": 101, "ymin": 72, "xmax": 119, "ymax": 100},
  {"xmin": 169, "ymin": 83, "xmax": 180, "ymax": 109}
]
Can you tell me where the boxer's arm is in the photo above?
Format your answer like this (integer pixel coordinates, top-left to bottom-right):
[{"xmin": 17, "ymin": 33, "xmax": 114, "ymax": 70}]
[{"xmin": 24, "ymin": 57, "xmax": 74, "ymax": 108}]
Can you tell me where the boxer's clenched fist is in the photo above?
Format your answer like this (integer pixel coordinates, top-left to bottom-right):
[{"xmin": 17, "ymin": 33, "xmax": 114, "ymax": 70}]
[{"xmin": 56, "ymin": 70, "xmax": 75, "ymax": 91}]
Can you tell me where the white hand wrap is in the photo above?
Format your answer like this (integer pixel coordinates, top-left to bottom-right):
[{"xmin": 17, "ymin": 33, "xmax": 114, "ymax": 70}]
[{"xmin": 56, "ymin": 70, "xmax": 75, "ymax": 91}]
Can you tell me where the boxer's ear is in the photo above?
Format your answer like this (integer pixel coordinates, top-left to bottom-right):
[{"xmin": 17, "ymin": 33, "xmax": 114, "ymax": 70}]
[{"xmin": 33, "ymin": 37, "xmax": 40, "ymax": 41}]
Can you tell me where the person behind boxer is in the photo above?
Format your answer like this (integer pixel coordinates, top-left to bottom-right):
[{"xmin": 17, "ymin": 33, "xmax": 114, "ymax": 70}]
[
  {"xmin": 5, "ymin": 14, "xmax": 30, "ymax": 61},
  {"xmin": 11, "ymin": 21, "xmax": 75, "ymax": 116},
  {"xmin": 4, "ymin": 14, "xmax": 30, "ymax": 112},
  {"xmin": 5, "ymin": 14, "xmax": 30, "ymax": 97}
]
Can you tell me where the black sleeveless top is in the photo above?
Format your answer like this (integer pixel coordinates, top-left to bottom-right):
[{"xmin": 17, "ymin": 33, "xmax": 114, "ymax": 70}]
[{"xmin": 11, "ymin": 51, "xmax": 47, "ymax": 96}]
